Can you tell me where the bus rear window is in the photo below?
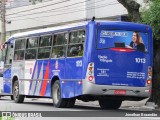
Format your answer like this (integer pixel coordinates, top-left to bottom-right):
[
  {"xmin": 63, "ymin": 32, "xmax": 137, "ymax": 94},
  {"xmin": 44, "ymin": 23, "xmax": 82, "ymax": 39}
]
[{"xmin": 97, "ymin": 30, "xmax": 148, "ymax": 52}]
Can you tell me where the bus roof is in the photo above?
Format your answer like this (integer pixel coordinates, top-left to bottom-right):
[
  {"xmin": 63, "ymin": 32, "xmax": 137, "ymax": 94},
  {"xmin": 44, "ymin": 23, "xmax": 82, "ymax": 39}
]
[
  {"xmin": 7, "ymin": 20, "xmax": 150, "ymax": 43},
  {"xmin": 8, "ymin": 21, "xmax": 88, "ymax": 42}
]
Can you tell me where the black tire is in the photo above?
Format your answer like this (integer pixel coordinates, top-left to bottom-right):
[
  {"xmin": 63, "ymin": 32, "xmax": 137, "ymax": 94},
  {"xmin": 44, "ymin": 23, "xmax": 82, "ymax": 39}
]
[
  {"xmin": 52, "ymin": 80, "xmax": 75, "ymax": 108},
  {"xmin": 13, "ymin": 80, "xmax": 25, "ymax": 103},
  {"xmin": 66, "ymin": 98, "xmax": 76, "ymax": 108},
  {"xmin": 99, "ymin": 99, "xmax": 122, "ymax": 110},
  {"xmin": 10, "ymin": 95, "xmax": 14, "ymax": 100}
]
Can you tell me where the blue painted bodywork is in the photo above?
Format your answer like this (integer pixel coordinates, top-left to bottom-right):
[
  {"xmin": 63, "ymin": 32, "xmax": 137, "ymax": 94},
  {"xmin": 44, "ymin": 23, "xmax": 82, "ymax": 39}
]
[
  {"xmin": 3, "ymin": 68, "xmax": 11, "ymax": 93},
  {"xmin": 2, "ymin": 21, "xmax": 152, "ymax": 98}
]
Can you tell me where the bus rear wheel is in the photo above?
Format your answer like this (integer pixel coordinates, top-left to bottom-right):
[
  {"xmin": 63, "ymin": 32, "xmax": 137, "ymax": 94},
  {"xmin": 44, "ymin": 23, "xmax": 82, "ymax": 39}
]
[
  {"xmin": 52, "ymin": 80, "xmax": 75, "ymax": 108},
  {"xmin": 13, "ymin": 80, "xmax": 25, "ymax": 103},
  {"xmin": 98, "ymin": 99, "xmax": 122, "ymax": 110}
]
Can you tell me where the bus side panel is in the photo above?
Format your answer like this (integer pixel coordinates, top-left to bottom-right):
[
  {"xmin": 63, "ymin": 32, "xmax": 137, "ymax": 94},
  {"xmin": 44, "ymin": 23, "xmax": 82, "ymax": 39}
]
[
  {"xmin": 12, "ymin": 61, "xmax": 25, "ymax": 95},
  {"xmin": 61, "ymin": 57, "xmax": 83, "ymax": 98},
  {"xmin": 36, "ymin": 60, "xmax": 49, "ymax": 96},
  {"xmin": 61, "ymin": 81, "xmax": 82, "ymax": 98},
  {"xmin": 3, "ymin": 68, "xmax": 12, "ymax": 93},
  {"xmin": 42, "ymin": 59, "xmax": 65, "ymax": 97},
  {"xmin": 61, "ymin": 81, "xmax": 75, "ymax": 98},
  {"xmin": 65, "ymin": 57, "xmax": 83, "ymax": 79}
]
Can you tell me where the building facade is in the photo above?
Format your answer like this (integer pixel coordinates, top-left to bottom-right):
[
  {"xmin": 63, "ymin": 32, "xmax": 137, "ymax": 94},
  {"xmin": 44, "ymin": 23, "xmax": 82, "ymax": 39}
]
[{"xmin": 2, "ymin": 0, "xmax": 143, "ymax": 40}]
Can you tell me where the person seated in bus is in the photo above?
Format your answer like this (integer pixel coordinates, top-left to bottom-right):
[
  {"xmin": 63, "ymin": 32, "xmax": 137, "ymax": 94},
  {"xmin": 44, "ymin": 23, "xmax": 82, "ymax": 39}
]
[
  {"xmin": 127, "ymin": 31, "xmax": 145, "ymax": 52},
  {"xmin": 69, "ymin": 44, "xmax": 83, "ymax": 57},
  {"xmin": 57, "ymin": 51, "xmax": 64, "ymax": 58}
]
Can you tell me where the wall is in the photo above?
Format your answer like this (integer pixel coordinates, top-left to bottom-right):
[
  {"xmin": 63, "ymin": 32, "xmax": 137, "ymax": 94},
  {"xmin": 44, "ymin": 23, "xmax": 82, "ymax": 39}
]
[{"xmin": 4, "ymin": 0, "xmax": 144, "ymax": 36}]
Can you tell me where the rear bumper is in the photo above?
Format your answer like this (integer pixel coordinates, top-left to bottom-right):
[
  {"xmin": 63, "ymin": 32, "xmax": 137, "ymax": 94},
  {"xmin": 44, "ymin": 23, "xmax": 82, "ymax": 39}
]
[{"xmin": 82, "ymin": 79, "xmax": 151, "ymax": 98}]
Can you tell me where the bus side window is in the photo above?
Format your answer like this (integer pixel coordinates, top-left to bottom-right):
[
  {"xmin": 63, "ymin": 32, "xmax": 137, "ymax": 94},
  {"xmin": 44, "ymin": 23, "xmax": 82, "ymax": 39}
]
[
  {"xmin": 67, "ymin": 30, "xmax": 85, "ymax": 57},
  {"xmin": 14, "ymin": 39, "xmax": 25, "ymax": 61},
  {"xmin": 52, "ymin": 33, "xmax": 68, "ymax": 58},
  {"xmin": 38, "ymin": 35, "xmax": 52, "ymax": 59},
  {"xmin": 25, "ymin": 37, "xmax": 38, "ymax": 60},
  {"xmin": 5, "ymin": 43, "xmax": 13, "ymax": 64}
]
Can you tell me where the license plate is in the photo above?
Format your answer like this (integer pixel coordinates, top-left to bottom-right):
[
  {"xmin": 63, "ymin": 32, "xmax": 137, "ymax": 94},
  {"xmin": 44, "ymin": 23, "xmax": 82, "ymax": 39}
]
[{"xmin": 114, "ymin": 90, "xmax": 126, "ymax": 95}]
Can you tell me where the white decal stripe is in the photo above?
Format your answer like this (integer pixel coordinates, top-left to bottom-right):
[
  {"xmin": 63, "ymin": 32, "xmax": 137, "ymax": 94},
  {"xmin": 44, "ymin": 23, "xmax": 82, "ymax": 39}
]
[
  {"xmin": 29, "ymin": 63, "xmax": 38, "ymax": 95},
  {"xmin": 35, "ymin": 63, "xmax": 44, "ymax": 96}
]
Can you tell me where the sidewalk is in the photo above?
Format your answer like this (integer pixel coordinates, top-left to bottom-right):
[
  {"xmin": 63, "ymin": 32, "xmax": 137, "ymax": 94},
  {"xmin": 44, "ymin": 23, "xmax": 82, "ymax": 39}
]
[{"xmin": 121, "ymin": 98, "xmax": 159, "ymax": 111}]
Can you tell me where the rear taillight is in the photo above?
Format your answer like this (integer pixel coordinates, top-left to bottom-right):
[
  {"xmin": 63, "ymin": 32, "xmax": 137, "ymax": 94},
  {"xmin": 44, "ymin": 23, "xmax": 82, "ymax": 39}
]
[
  {"xmin": 88, "ymin": 76, "xmax": 94, "ymax": 81},
  {"xmin": 147, "ymin": 79, "xmax": 152, "ymax": 84},
  {"xmin": 86, "ymin": 62, "xmax": 95, "ymax": 83},
  {"xmin": 146, "ymin": 66, "xmax": 152, "ymax": 86}
]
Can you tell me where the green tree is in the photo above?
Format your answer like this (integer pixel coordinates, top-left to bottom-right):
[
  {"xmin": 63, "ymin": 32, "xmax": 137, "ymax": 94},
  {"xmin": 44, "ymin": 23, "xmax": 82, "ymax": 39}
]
[
  {"xmin": 141, "ymin": 0, "xmax": 160, "ymax": 106},
  {"xmin": 141, "ymin": 0, "xmax": 160, "ymax": 40}
]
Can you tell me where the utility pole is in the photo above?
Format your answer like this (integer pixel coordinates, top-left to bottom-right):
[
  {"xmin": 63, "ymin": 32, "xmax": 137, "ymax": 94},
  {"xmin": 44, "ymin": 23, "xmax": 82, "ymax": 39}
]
[
  {"xmin": 0, "ymin": 0, "xmax": 6, "ymax": 61},
  {"xmin": 0, "ymin": 0, "xmax": 6, "ymax": 45}
]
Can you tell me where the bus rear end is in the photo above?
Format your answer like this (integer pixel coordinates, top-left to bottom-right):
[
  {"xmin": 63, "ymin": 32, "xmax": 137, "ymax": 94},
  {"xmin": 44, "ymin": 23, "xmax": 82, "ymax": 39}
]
[{"xmin": 82, "ymin": 21, "xmax": 152, "ymax": 109}]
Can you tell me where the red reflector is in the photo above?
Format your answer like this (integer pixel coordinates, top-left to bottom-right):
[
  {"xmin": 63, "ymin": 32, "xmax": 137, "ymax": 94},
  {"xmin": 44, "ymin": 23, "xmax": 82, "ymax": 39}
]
[
  {"xmin": 88, "ymin": 76, "xmax": 94, "ymax": 81},
  {"xmin": 114, "ymin": 90, "xmax": 126, "ymax": 95}
]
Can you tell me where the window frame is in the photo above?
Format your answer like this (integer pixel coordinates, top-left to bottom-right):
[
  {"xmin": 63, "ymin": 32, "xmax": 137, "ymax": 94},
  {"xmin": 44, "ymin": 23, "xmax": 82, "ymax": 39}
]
[
  {"xmin": 67, "ymin": 29, "xmax": 86, "ymax": 58},
  {"xmin": 14, "ymin": 38, "xmax": 26, "ymax": 61},
  {"xmin": 51, "ymin": 31, "xmax": 69, "ymax": 59},
  {"xmin": 4, "ymin": 43, "xmax": 13, "ymax": 65},
  {"xmin": 25, "ymin": 36, "xmax": 39, "ymax": 60},
  {"xmin": 37, "ymin": 34, "xmax": 52, "ymax": 60}
]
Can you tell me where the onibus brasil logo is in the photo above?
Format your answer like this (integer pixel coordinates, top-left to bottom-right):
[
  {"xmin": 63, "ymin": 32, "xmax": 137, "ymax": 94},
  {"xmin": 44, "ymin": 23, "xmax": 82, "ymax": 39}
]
[{"xmin": 1, "ymin": 112, "xmax": 14, "ymax": 120}]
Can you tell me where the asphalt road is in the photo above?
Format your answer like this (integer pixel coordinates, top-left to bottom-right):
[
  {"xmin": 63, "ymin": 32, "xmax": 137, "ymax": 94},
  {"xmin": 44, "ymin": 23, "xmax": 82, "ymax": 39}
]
[{"xmin": 0, "ymin": 97, "xmax": 160, "ymax": 120}]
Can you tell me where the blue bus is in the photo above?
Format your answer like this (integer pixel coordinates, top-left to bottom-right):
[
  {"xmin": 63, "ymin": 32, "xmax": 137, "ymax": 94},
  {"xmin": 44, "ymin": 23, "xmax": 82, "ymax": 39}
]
[{"xmin": 1, "ymin": 20, "xmax": 152, "ymax": 109}]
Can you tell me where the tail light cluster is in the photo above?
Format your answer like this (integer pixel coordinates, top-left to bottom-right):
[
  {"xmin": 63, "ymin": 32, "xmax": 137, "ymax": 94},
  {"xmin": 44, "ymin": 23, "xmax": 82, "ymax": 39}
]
[
  {"xmin": 146, "ymin": 66, "xmax": 152, "ymax": 86},
  {"xmin": 86, "ymin": 62, "xmax": 95, "ymax": 83}
]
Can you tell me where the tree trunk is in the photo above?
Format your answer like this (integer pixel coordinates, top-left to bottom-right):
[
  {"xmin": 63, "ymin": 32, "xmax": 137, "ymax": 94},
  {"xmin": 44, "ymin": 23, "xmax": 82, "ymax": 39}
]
[
  {"xmin": 117, "ymin": 0, "xmax": 141, "ymax": 22},
  {"xmin": 152, "ymin": 40, "xmax": 160, "ymax": 106}
]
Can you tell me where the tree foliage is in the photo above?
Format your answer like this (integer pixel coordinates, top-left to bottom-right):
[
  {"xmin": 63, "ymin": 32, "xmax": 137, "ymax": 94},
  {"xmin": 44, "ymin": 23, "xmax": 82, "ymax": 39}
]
[{"xmin": 141, "ymin": 0, "xmax": 160, "ymax": 41}]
